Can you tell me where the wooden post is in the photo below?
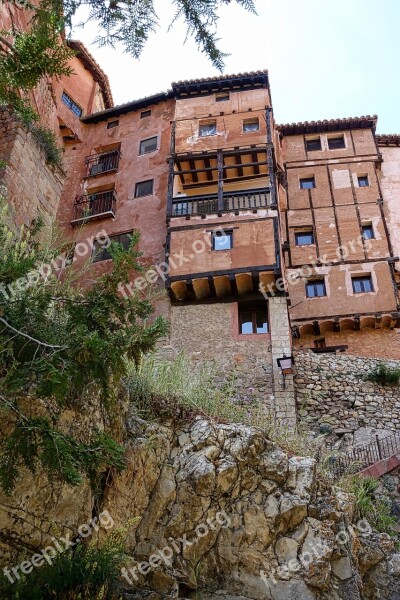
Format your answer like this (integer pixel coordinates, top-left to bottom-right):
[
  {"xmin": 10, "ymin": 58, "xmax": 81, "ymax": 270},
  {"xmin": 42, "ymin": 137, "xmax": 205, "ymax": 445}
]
[
  {"xmin": 166, "ymin": 121, "xmax": 176, "ymax": 217},
  {"xmin": 217, "ymin": 149, "xmax": 224, "ymax": 212}
]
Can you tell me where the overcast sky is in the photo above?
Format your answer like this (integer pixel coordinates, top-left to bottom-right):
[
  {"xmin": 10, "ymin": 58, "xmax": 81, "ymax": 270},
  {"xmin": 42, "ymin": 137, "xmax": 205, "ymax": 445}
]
[{"xmin": 74, "ymin": 0, "xmax": 400, "ymax": 133}]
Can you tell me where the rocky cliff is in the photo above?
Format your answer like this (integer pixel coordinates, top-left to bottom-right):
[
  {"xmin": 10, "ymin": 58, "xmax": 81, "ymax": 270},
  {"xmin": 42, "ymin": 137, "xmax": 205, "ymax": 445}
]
[{"xmin": 0, "ymin": 414, "xmax": 399, "ymax": 599}]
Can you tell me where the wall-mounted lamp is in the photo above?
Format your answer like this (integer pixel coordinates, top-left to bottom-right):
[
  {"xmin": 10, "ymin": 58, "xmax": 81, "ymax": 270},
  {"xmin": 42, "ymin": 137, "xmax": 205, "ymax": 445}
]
[{"xmin": 276, "ymin": 354, "xmax": 294, "ymax": 387}]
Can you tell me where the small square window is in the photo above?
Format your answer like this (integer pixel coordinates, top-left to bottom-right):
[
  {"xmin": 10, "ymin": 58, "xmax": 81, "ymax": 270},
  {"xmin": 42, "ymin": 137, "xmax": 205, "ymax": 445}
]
[
  {"xmin": 306, "ymin": 279, "xmax": 326, "ymax": 298},
  {"xmin": 212, "ymin": 230, "xmax": 233, "ymax": 250},
  {"xmin": 139, "ymin": 136, "xmax": 158, "ymax": 154},
  {"xmin": 328, "ymin": 136, "xmax": 345, "ymax": 150},
  {"xmin": 362, "ymin": 224, "xmax": 374, "ymax": 240},
  {"xmin": 199, "ymin": 121, "xmax": 217, "ymax": 137},
  {"xmin": 135, "ymin": 179, "xmax": 154, "ymax": 197},
  {"xmin": 107, "ymin": 120, "xmax": 119, "ymax": 129},
  {"xmin": 92, "ymin": 232, "xmax": 132, "ymax": 262},
  {"xmin": 306, "ymin": 138, "xmax": 321, "ymax": 152},
  {"xmin": 216, "ymin": 92, "xmax": 229, "ymax": 102},
  {"xmin": 358, "ymin": 175, "xmax": 369, "ymax": 187},
  {"xmin": 239, "ymin": 302, "xmax": 269, "ymax": 335},
  {"xmin": 141, "ymin": 110, "xmax": 151, "ymax": 118},
  {"xmin": 352, "ymin": 275, "xmax": 373, "ymax": 293},
  {"xmin": 300, "ymin": 177, "xmax": 316, "ymax": 189},
  {"xmin": 243, "ymin": 118, "xmax": 260, "ymax": 133},
  {"xmin": 295, "ymin": 231, "xmax": 315, "ymax": 246}
]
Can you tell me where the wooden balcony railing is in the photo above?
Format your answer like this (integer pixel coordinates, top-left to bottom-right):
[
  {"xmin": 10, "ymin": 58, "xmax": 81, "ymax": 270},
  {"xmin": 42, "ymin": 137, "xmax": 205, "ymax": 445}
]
[
  {"xmin": 171, "ymin": 188, "xmax": 271, "ymax": 217},
  {"xmin": 85, "ymin": 150, "xmax": 121, "ymax": 177},
  {"xmin": 71, "ymin": 190, "xmax": 117, "ymax": 226}
]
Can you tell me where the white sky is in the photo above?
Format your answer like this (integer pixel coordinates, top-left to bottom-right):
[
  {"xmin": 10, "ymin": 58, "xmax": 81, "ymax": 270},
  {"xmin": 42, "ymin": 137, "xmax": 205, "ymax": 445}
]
[{"xmin": 73, "ymin": 0, "xmax": 400, "ymax": 133}]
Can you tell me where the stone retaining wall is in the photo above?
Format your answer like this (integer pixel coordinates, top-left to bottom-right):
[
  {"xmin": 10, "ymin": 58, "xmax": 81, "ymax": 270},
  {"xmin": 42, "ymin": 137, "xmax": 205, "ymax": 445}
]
[{"xmin": 294, "ymin": 350, "xmax": 400, "ymax": 434}]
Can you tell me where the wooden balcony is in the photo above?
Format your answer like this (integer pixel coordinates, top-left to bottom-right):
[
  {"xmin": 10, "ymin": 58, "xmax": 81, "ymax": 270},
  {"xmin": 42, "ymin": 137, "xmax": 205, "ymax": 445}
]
[
  {"xmin": 71, "ymin": 190, "xmax": 116, "ymax": 226},
  {"xmin": 171, "ymin": 188, "xmax": 271, "ymax": 217},
  {"xmin": 84, "ymin": 150, "xmax": 121, "ymax": 178}
]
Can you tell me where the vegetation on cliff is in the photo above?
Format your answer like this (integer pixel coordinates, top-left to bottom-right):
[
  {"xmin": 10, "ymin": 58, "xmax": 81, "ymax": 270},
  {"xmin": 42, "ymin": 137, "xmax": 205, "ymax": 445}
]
[{"xmin": 0, "ymin": 203, "xmax": 167, "ymax": 494}]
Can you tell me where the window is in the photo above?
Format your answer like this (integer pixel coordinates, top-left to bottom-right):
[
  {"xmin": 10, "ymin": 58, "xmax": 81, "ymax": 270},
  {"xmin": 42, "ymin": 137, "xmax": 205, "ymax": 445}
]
[
  {"xmin": 295, "ymin": 230, "xmax": 315, "ymax": 246},
  {"xmin": 239, "ymin": 303, "xmax": 269, "ymax": 335},
  {"xmin": 139, "ymin": 136, "xmax": 158, "ymax": 154},
  {"xmin": 212, "ymin": 230, "xmax": 233, "ymax": 250},
  {"xmin": 135, "ymin": 179, "xmax": 154, "ymax": 197},
  {"xmin": 358, "ymin": 175, "xmax": 369, "ymax": 187},
  {"xmin": 300, "ymin": 177, "xmax": 316, "ymax": 189},
  {"xmin": 362, "ymin": 224, "xmax": 374, "ymax": 240},
  {"xmin": 92, "ymin": 232, "xmax": 132, "ymax": 262},
  {"xmin": 243, "ymin": 118, "xmax": 260, "ymax": 133},
  {"xmin": 352, "ymin": 275, "xmax": 373, "ymax": 293},
  {"xmin": 328, "ymin": 136, "xmax": 345, "ymax": 150},
  {"xmin": 216, "ymin": 92, "xmax": 229, "ymax": 102},
  {"xmin": 306, "ymin": 279, "xmax": 326, "ymax": 298},
  {"xmin": 199, "ymin": 121, "xmax": 217, "ymax": 137},
  {"xmin": 107, "ymin": 120, "xmax": 119, "ymax": 129},
  {"xmin": 141, "ymin": 110, "xmax": 151, "ymax": 118},
  {"xmin": 306, "ymin": 138, "xmax": 321, "ymax": 152},
  {"xmin": 61, "ymin": 91, "xmax": 82, "ymax": 117}
]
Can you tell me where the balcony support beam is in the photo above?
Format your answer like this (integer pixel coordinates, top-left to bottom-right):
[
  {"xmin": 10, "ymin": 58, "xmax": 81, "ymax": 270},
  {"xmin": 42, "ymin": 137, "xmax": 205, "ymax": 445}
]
[{"xmin": 217, "ymin": 149, "xmax": 224, "ymax": 212}]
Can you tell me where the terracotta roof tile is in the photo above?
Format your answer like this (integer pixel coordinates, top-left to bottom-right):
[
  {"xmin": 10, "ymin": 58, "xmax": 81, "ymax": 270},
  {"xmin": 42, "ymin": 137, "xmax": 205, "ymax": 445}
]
[
  {"xmin": 277, "ymin": 115, "xmax": 378, "ymax": 135},
  {"xmin": 67, "ymin": 40, "xmax": 114, "ymax": 109}
]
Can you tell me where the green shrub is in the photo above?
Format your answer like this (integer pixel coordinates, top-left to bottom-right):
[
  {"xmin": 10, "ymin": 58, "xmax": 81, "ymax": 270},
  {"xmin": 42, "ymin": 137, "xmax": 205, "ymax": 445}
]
[
  {"xmin": 366, "ymin": 363, "xmax": 400, "ymax": 386},
  {"xmin": 351, "ymin": 476, "xmax": 399, "ymax": 540},
  {"xmin": 126, "ymin": 352, "xmax": 245, "ymax": 423},
  {"xmin": 0, "ymin": 528, "xmax": 128, "ymax": 599},
  {"xmin": 28, "ymin": 122, "xmax": 63, "ymax": 168}
]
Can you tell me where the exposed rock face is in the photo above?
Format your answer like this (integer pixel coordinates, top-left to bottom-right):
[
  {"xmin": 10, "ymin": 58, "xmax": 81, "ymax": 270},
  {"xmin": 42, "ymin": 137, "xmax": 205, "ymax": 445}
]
[
  {"xmin": 105, "ymin": 416, "xmax": 399, "ymax": 599},
  {"xmin": 0, "ymin": 414, "xmax": 398, "ymax": 599}
]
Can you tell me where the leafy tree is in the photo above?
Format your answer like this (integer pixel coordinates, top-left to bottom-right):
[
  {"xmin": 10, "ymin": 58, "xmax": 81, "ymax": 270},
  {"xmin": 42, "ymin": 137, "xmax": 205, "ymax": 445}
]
[{"xmin": 0, "ymin": 201, "xmax": 168, "ymax": 493}]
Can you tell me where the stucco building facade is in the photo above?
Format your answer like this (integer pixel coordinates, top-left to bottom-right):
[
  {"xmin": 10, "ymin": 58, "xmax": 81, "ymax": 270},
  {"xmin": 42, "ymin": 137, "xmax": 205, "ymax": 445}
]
[{"xmin": 1, "ymin": 13, "xmax": 400, "ymax": 424}]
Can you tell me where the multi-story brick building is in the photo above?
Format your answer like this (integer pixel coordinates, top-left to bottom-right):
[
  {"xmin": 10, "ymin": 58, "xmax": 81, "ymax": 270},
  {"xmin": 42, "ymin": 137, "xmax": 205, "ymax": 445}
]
[{"xmin": 2, "ymin": 23, "xmax": 400, "ymax": 424}]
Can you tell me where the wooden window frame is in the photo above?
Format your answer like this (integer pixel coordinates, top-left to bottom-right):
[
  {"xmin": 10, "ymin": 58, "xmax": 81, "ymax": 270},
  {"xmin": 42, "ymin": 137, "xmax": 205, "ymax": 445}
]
[
  {"xmin": 135, "ymin": 179, "xmax": 154, "ymax": 197},
  {"xmin": 238, "ymin": 302, "xmax": 269, "ymax": 335}
]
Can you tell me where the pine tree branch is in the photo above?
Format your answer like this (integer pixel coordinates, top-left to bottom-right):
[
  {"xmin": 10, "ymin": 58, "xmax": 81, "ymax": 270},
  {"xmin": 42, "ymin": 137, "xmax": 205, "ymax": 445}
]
[
  {"xmin": 0, "ymin": 316, "xmax": 67, "ymax": 350},
  {"xmin": 0, "ymin": 393, "xmax": 29, "ymax": 422}
]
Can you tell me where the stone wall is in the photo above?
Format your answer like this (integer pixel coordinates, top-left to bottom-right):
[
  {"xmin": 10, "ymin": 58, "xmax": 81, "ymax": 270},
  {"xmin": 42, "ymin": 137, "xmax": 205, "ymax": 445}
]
[
  {"xmin": 166, "ymin": 301, "xmax": 275, "ymax": 413},
  {"xmin": 0, "ymin": 109, "xmax": 64, "ymax": 226},
  {"xmin": 165, "ymin": 297, "xmax": 296, "ymax": 424},
  {"xmin": 294, "ymin": 350, "xmax": 400, "ymax": 434}
]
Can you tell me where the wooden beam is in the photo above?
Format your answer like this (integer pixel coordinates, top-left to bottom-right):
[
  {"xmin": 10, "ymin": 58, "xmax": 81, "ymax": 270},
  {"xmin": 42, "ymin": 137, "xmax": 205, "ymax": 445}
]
[
  {"xmin": 354, "ymin": 315, "xmax": 360, "ymax": 331},
  {"xmin": 204, "ymin": 157, "xmax": 213, "ymax": 181},
  {"xmin": 333, "ymin": 317, "xmax": 340, "ymax": 332},
  {"xmin": 185, "ymin": 280, "xmax": 195, "ymax": 301},
  {"xmin": 183, "ymin": 172, "xmax": 268, "ymax": 189},
  {"xmin": 292, "ymin": 325, "xmax": 300, "ymax": 339},
  {"xmin": 189, "ymin": 159, "xmax": 198, "ymax": 183},
  {"xmin": 208, "ymin": 276, "xmax": 217, "ymax": 298},
  {"xmin": 234, "ymin": 150, "xmax": 244, "ymax": 177},
  {"xmin": 390, "ymin": 312, "xmax": 400, "ymax": 329},
  {"xmin": 174, "ymin": 160, "xmax": 268, "ymax": 176},
  {"xmin": 313, "ymin": 320, "xmax": 321, "ymax": 336},
  {"xmin": 375, "ymin": 314, "xmax": 382, "ymax": 329},
  {"xmin": 217, "ymin": 150, "xmax": 224, "ymax": 212},
  {"xmin": 251, "ymin": 272, "xmax": 260, "ymax": 293},
  {"xmin": 252, "ymin": 151, "xmax": 260, "ymax": 175},
  {"xmin": 229, "ymin": 274, "xmax": 238, "ymax": 296},
  {"xmin": 175, "ymin": 159, "xmax": 185, "ymax": 185}
]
